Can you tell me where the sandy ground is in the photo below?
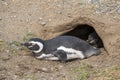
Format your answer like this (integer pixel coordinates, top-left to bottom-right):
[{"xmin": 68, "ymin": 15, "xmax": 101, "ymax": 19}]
[{"xmin": 0, "ymin": 0, "xmax": 120, "ymax": 80}]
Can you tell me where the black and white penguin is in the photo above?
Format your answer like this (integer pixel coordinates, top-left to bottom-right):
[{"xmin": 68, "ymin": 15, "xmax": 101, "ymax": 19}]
[
  {"xmin": 87, "ymin": 32, "xmax": 104, "ymax": 48},
  {"xmin": 21, "ymin": 36, "xmax": 101, "ymax": 62}
]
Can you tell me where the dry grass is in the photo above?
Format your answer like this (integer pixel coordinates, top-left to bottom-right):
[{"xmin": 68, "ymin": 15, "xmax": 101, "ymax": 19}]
[{"xmin": 71, "ymin": 63, "xmax": 120, "ymax": 80}]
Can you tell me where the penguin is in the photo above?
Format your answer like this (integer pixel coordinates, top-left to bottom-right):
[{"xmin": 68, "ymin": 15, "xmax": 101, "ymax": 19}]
[
  {"xmin": 21, "ymin": 36, "xmax": 101, "ymax": 62},
  {"xmin": 87, "ymin": 32, "xmax": 109, "ymax": 54},
  {"xmin": 87, "ymin": 32, "xmax": 104, "ymax": 48}
]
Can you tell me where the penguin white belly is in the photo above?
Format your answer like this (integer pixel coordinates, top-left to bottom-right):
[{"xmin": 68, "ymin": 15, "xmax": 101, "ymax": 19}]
[
  {"xmin": 36, "ymin": 46, "xmax": 85, "ymax": 61},
  {"xmin": 57, "ymin": 46, "xmax": 85, "ymax": 60},
  {"xmin": 36, "ymin": 53, "xmax": 59, "ymax": 60}
]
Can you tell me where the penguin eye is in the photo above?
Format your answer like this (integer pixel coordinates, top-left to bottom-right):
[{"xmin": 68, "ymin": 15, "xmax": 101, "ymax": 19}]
[
  {"xmin": 29, "ymin": 43, "xmax": 33, "ymax": 46},
  {"xmin": 30, "ymin": 43, "xmax": 38, "ymax": 47}
]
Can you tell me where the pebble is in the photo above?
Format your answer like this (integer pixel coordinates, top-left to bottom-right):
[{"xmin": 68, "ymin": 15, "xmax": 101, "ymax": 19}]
[
  {"xmin": 39, "ymin": 17, "xmax": 47, "ymax": 26},
  {"xmin": 59, "ymin": 65, "xmax": 63, "ymax": 68},
  {"xmin": 2, "ymin": 54, "xmax": 10, "ymax": 61},
  {"xmin": 35, "ymin": 67, "xmax": 51, "ymax": 73},
  {"xmin": 13, "ymin": 75, "xmax": 18, "ymax": 80},
  {"xmin": 6, "ymin": 50, "xmax": 10, "ymax": 53},
  {"xmin": 48, "ymin": 19, "xmax": 52, "ymax": 22},
  {"xmin": 10, "ymin": 15, "xmax": 17, "ymax": 18},
  {"xmin": 40, "ymin": 68, "xmax": 49, "ymax": 72},
  {"xmin": 2, "ymin": 2, "xmax": 8, "ymax": 6},
  {"xmin": 67, "ymin": 13, "xmax": 72, "ymax": 17},
  {"xmin": 41, "ymin": 68, "xmax": 47, "ymax": 71},
  {"xmin": 40, "ymin": 21, "xmax": 46, "ymax": 26},
  {"xmin": 39, "ymin": 17, "xmax": 43, "ymax": 20}
]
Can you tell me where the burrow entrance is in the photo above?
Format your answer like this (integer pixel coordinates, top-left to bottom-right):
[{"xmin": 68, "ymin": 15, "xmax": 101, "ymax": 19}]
[{"xmin": 62, "ymin": 24, "xmax": 104, "ymax": 48}]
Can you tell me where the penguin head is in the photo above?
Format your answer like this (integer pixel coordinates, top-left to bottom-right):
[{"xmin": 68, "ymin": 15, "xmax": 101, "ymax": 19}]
[{"xmin": 21, "ymin": 38, "xmax": 44, "ymax": 53}]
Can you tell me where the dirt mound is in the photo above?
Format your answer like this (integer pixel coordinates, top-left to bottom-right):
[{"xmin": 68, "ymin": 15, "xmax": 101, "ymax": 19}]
[{"xmin": 37, "ymin": 16, "xmax": 120, "ymax": 55}]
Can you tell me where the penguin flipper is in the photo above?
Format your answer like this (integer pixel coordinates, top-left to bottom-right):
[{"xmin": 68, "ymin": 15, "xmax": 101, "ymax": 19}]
[{"xmin": 52, "ymin": 50, "xmax": 67, "ymax": 62}]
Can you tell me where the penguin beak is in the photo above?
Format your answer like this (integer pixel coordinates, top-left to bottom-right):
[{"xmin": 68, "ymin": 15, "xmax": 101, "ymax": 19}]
[{"xmin": 21, "ymin": 42, "xmax": 32, "ymax": 47}]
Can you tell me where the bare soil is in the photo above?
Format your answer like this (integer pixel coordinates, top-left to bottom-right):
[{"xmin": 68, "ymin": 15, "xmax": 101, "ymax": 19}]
[{"xmin": 0, "ymin": 0, "xmax": 120, "ymax": 80}]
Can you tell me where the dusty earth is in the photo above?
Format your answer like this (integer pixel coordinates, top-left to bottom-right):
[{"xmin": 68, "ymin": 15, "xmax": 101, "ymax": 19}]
[{"xmin": 0, "ymin": 0, "xmax": 120, "ymax": 80}]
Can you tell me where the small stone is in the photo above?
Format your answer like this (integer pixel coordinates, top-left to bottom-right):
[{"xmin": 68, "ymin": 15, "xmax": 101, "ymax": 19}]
[
  {"xmin": 2, "ymin": 54, "xmax": 10, "ymax": 61},
  {"xmin": 40, "ymin": 21, "xmax": 46, "ymax": 26},
  {"xmin": 6, "ymin": 50, "xmax": 10, "ymax": 53},
  {"xmin": 11, "ymin": 15, "xmax": 17, "ymax": 18},
  {"xmin": 35, "ymin": 67, "xmax": 51, "ymax": 73},
  {"xmin": 48, "ymin": 19, "xmax": 52, "ymax": 22},
  {"xmin": 41, "ymin": 68, "xmax": 48, "ymax": 72},
  {"xmin": 67, "ymin": 13, "xmax": 72, "ymax": 18},
  {"xmin": 38, "ymin": 18, "xmax": 47, "ymax": 26},
  {"xmin": 2, "ymin": 2, "xmax": 8, "ymax": 6},
  {"xmin": 39, "ymin": 17, "xmax": 43, "ymax": 20},
  {"xmin": 13, "ymin": 75, "xmax": 18, "ymax": 79},
  {"xmin": 59, "ymin": 65, "xmax": 63, "ymax": 68}
]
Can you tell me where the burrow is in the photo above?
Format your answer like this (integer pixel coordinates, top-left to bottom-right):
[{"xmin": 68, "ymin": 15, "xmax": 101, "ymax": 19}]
[{"xmin": 39, "ymin": 17, "xmax": 115, "ymax": 55}]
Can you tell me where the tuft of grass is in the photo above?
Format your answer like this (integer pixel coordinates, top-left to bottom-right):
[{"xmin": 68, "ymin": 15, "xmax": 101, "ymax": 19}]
[
  {"xmin": 9, "ymin": 40, "xmax": 30, "ymax": 53},
  {"xmin": 10, "ymin": 41, "xmax": 21, "ymax": 46},
  {"xmin": 0, "ymin": 33, "xmax": 37, "ymax": 54},
  {"xmin": 71, "ymin": 63, "xmax": 94, "ymax": 80},
  {"xmin": 0, "ymin": 39, "xmax": 4, "ymax": 46},
  {"xmin": 95, "ymin": 66, "xmax": 120, "ymax": 80},
  {"xmin": 0, "ymin": 39, "xmax": 4, "ymax": 52},
  {"xmin": 71, "ymin": 64, "xmax": 120, "ymax": 80},
  {"xmin": 23, "ymin": 32, "xmax": 36, "ymax": 42},
  {"xmin": 3, "ymin": 41, "xmax": 21, "ymax": 54},
  {"xmin": 24, "ymin": 75, "xmax": 37, "ymax": 80},
  {"xmin": 0, "ymin": 40, "xmax": 27, "ymax": 54}
]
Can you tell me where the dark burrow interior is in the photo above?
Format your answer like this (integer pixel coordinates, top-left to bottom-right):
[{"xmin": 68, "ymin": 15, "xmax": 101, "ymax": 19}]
[{"xmin": 63, "ymin": 24, "xmax": 104, "ymax": 48}]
